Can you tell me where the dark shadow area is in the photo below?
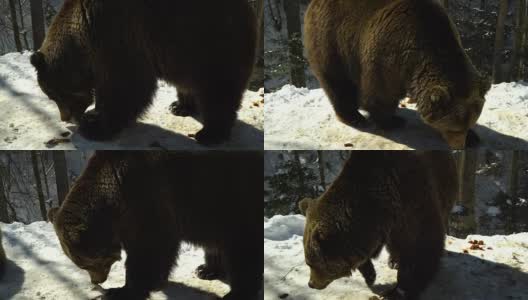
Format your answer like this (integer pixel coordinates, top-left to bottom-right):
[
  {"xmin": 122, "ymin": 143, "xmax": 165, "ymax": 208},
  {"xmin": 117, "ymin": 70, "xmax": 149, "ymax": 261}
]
[
  {"xmin": 0, "ymin": 259, "xmax": 25, "ymax": 299},
  {"xmin": 2, "ymin": 227, "xmax": 92, "ymax": 298},
  {"xmin": 65, "ymin": 120, "xmax": 262, "ymax": 150},
  {"xmin": 368, "ymin": 250, "xmax": 528, "ymax": 300},
  {"xmin": 162, "ymin": 281, "xmax": 222, "ymax": 299},
  {"xmin": 351, "ymin": 108, "xmax": 528, "ymax": 150}
]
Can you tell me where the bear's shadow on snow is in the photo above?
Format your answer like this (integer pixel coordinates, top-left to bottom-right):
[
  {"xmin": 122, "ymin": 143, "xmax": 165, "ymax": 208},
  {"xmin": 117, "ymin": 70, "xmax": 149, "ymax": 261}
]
[
  {"xmin": 369, "ymin": 250, "xmax": 528, "ymax": 299},
  {"xmin": 63, "ymin": 119, "xmax": 263, "ymax": 150},
  {"xmin": 352, "ymin": 108, "xmax": 528, "ymax": 150},
  {"xmin": 161, "ymin": 281, "xmax": 222, "ymax": 299},
  {"xmin": 0, "ymin": 259, "xmax": 25, "ymax": 299},
  {"xmin": 2, "ymin": 228, "xmax": 94, "ymax": 298}
]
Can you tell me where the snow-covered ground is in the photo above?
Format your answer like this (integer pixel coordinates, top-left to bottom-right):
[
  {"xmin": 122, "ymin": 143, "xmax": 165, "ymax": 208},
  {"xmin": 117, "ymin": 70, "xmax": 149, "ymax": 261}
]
[
  {"xmin": 0, "ymin": 52, "xmax": 263, "ymax": 150},
  {"xmin": 0, "ymin": 222, "xmax": 265, "ymax": 300},
  {"xmin": 264, "ymin": 84, "xmax": 528, "ymax": 150},
  {"xmin": 264, "ymin": 215, "xmax": 528, "ymax": 300}
]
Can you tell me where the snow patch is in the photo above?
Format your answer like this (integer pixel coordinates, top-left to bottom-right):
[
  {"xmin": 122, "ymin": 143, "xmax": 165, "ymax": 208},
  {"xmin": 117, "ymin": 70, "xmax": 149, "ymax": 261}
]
[{"xmin": 264, "ymin": 215, "xmax": 305, "ymax": 241}]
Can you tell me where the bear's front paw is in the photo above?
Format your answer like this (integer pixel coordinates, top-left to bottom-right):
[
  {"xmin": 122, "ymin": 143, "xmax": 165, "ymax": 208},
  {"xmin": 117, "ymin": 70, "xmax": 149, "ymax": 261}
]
[
  {"xmin": 465, "ymin": 129, "xmax": 480, "ymax": 147},
  {"xmin": 388, "ymin": 256, "xmax": 399, "ymax": 270},
  {"xmin": 195, "ymin": 127, "xmax": 230, "ymax": 146},
  {"xmin": 169, "ymin": 100, "xmax": 196, "ymax": 117},
  {"xmin": 222, "ymin": 290, "xmax": 258, "ymax": 300},
  {"xmin": 79, "ymin": 110, "xmax": 122, "ymax": 141},
  {"xmin": 195, "ymin": 263, "xmax": 224, "ymax": 280},
  {"xmin": 381, "ymin": 286, "xmax": 410, "ymax": 300},
  {"xmin": 98, "ymin": 287, "xmax": 146, "ymax": 300},
  {"xmin": 337, "ymin": 111, "xmax": 369, "ymax": 128}
]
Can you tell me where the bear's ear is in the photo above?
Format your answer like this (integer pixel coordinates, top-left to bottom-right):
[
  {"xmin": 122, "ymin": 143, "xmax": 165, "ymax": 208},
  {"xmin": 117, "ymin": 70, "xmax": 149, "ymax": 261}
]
[
  {"xmin": 299, "ymin": 198, "xmax": 315, "ymax": 216},
  {"xmin": 479, "ymin": 76, "xmax": 491, "ymax": 98},
  {"xmin": 424, "ymin": 85, "xmax": 451, "ymax": 121},
  {"xmin": 428, "ymin": 85, "xmax": 450, "ymax": 104},
  {"xmin": 47, "ymin": 207, "xmax": 60, "ymax": 223},
  {"xmin": 30, "ymin": 51, "xmax": 46, "ymax": 71}
]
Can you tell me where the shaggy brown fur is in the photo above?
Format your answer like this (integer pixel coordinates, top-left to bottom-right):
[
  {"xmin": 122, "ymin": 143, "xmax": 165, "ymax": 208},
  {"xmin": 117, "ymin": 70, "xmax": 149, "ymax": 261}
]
[
  {"xmin": 48, "ymin": 151, "xmax": 263, "ymax": 300},
  {"xmin": 299, "ymin": 151, "xmax": 457, "ymax": 300},
  {"xmin": 304, "ymin": 0, "xmax": 490, "ymax": 149},
  {"xmin": 0, "ymin": 227, "xmax": 5, "ymax": 279},
  {"xmin": 31, "ymin": 0, "xmax": 257, "ymax": 145}
]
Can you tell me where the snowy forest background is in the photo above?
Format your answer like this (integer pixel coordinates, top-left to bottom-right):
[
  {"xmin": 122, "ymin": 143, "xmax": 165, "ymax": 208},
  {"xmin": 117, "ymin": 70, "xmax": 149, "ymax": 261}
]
[
  {"xmin": 0, "ymin": 151, "xmax": 91, "ymax": 224},
  {"xmin": 265, "ymin": 0, "xmax": 528, "ymax": 90},
  {"xmin": 264, "ymin": 151, "xmax": 528, "ymax": 238}
]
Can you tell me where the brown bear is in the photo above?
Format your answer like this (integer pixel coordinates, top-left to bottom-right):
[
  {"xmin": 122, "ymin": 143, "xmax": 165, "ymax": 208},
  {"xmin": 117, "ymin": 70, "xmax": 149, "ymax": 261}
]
[
  {"xmin": 299, "ymin": 151, "xmax": 457, "ymax": 300},
  {"xmin": 0, "ymin": 227, "xmax": 5, "ymax": 279},
  {"xmin": 304, "ymin": 0, "xmax": 490, "ymax": 149},
  {"xmin": 30, "ymin": 0, "xmax": 257, "ymax": 145},
  {"xmin": 47, "ymin": 151, "xmax": 263, "ymax": 300}
]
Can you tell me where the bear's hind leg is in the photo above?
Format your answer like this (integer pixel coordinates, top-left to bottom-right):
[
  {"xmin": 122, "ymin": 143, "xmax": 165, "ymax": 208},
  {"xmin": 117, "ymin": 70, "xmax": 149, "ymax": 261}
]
[
  {"xmin": 386, "ymin": 232, "xmax": 444, "ymax": 299},
  {"xmin": 170, "ymin": 89, "xmax": 198, "ymax": 117},
  {"xmin": 222, "ymin": 244, "xmax": 262, "ymax": 300},
  {"xmin": 196, "ymin": 247, "xmax": 226, "ymax": 280},
  {"xmin": 79, "ymin": 69, "xmax": 157, "ymax": 141}
]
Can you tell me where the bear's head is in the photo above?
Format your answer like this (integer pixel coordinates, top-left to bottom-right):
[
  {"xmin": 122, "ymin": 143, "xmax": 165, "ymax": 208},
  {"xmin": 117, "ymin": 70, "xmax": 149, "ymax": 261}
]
[
  {"xmin": 48, "ymin": 207, "xmax": 121, "ymax": 284},
  {"xmin": 30, "ymin": 49, "xmax": 94, "ymax": 124},
  {"xmin": 418, "ymin": 76, "xmax": 490, "ymax": 149},
  {"xmin": 299, "ymin": 197, "xmax": 380, "ymax": 290}
]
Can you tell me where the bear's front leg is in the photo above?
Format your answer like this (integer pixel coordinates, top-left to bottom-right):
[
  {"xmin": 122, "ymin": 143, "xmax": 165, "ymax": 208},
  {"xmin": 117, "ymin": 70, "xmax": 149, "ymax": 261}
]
[
  {"xmin": 99, "ymin": 286, "xmax": 148, "ymax": 300},
  {"xmin": 79, "ymin": 70, "xmax": 157, "ymax": 141},
  {"xmin": 466, "ymin": 128, "xmax": 480, "ymax": 147},
  {"xmin": 357, "ymin": 259, "xmax": 376, "ymax": 286}
]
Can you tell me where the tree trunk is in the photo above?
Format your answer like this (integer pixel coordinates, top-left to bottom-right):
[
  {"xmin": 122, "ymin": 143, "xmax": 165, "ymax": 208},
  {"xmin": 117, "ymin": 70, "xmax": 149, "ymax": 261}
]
[
  {"xmin": 317, "ymin": 151, "xmax": 326, "ymax": 189},
  {"xmin": 40, "ymin": 153, "xmax": 50, "ymax": 199},
  {"xmin": 508, "ymin": 151, "xmax": 520, "ymax": 232},
  {"xmin": 249, "ymin": 0, "xmax": 265, "ymax": 89},
  {"xmin": 510, "ymin": 0, "xmax": 524, "ymax": 81},
  {"xmin": 53, "ymin": 151, "xmax": 69, "ymax": 205},
  {"xmin": 0, "ymin": 162, "xmax": 10, "ymax": 223},
  {"xmin": 19, "ymin": 0, "xmax": 30, "ymax": 49},
  {"xmin": 31, "ymin": 152, "xmax": 48, "ymax": 221},
  {"xmin": 8, "ymin": 0, "xmax": 23, "ymax": 52},
  {"xmin": 293, "ymin": 152, "xmax": 307, "ymax": 211},
  {"xmin": 458, "ymin": 150, "xmax": 478, "ymax": 236},
  {"xmin": 481, "ymin": 0, "xmax": 486, "ymax": 10},
  {"xmin": 492, "ymin": 0, "xmax": 509, "ymax": 83},
  {"xmin": 30, "ymin": 0, "xmax": 46, "ymax": 50},
  {"xmin": 442, "ymin": 0, "xmax": 449, "ymax": 9},
  {"xmin": 283, "ymin": 0, "xmax": 306, "ymax": 87},
  {"xmin": 521, "ymin": 0, "xmax": 528, "ymax": 80}
]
